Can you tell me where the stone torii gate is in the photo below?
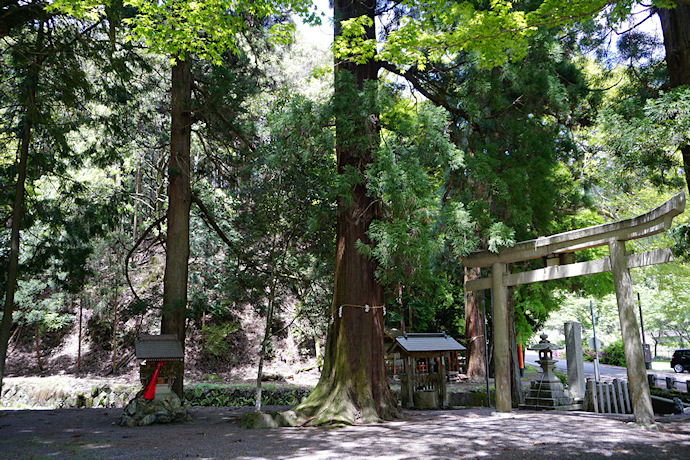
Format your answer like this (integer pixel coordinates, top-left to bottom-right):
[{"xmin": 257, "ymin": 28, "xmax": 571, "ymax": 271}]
[{"xmin": 462, "ymin": 193, "xmax": 686, "ymax": 425}]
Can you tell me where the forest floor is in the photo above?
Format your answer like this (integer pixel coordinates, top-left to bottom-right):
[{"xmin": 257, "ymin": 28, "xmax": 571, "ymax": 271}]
[{"xmin": 1, "ymin": 405, "xmax": 690, "ymax": 459}]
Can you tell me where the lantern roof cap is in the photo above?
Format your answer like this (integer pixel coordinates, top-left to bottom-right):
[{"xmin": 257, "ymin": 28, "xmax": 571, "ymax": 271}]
[{"xmin": 528, "ymin": 333, "xmax": 562, "ymax": 352}]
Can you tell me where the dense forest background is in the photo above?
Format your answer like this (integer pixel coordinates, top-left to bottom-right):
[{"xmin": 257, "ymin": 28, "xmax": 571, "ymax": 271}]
[{"xmin": 1, "ymin": 0, "xmax": 690, "ymax": 400}]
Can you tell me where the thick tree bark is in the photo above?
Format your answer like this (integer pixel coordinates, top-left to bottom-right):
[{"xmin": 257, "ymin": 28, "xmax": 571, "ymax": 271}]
[
  {"xmin": 464, "ymin": 267, "xmax": 486, "ymax": 380},
  {"xmin": 290, "ymin": 0, "xmax": 400, "ymax": 425},
  {"xmin": 658, "ymin": 3, "xmax": 690, "ymax": 192},
  {"xmin": 0, "ymin": 20, "xmax": 42, "ymax": 394},
  {"xmin": 507, "ymin": 285, "xmax": 523, "ymax": 406},
  {"xmin": 161, "ymin": 56, "xmax": 192, "ymax": 398},
  {"xmin": 659, "ymin": 4, "xmax": 690, "ymax": 88}
]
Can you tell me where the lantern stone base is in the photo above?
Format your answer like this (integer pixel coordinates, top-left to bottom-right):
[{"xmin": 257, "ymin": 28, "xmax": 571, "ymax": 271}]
[
  {"xmin": 520, "ymin": 357, "xmax": 582, "ymax": 411},
  {"xmin": 119, "ymin": 394, "xmax": 191, "ymax": 427}
]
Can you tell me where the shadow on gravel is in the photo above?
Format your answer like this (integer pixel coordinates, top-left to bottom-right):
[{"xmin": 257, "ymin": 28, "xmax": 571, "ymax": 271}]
[{"xmin": 1, "ymin": 406, "xmax": 689, "ymax": 459}]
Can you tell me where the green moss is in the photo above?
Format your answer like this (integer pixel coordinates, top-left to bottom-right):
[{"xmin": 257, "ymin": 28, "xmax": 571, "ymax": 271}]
[{"xmin": 650, "ymin": 387, "xmax": 690, "ymax": 405}]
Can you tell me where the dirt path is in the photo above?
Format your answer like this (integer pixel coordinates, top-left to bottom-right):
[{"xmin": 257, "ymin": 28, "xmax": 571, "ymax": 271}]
[{"xmin": 1, "ymin": 406, "xmax": 689, "ymax": 459}]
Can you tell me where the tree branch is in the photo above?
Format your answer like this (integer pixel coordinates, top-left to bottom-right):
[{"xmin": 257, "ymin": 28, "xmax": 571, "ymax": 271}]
[
  {"xmin": 124, "ymin": 214, "xmax": 166, "ymax": 303},
  {"xmin": 191, "ymin": 192, "xmax": 303, "ymax": 282},
  {"xmin": 191, "ymin": 192, "xmax": 235, "ymax": 248},
  {"xmin": 379, "ymin": 60, "xmax": 481, "ymax": 134}
]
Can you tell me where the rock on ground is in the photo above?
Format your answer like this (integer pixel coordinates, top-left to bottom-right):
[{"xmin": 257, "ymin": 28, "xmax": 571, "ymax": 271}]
[{"xmin": 119, "ymin": 394, "xmax": 191, "ymax": 427}]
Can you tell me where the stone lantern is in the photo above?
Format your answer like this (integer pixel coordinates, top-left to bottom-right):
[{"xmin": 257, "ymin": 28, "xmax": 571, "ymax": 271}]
[
  {"xmin": 520, "ymin": 333, "xmax": 581, "ymax": 411},
  {"xmin": 531, "ymin": 333, "xmax": 561, "ymax": 383}
]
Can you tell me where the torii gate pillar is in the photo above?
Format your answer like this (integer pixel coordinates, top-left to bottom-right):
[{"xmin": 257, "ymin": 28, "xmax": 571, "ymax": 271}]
[
  {"xmin": 492, "ymin": 262, "xmax": 511, "ymax": 412},
  {"xmin": 609, "ymin": 239, "xmax": 654, "ymax": 424}
]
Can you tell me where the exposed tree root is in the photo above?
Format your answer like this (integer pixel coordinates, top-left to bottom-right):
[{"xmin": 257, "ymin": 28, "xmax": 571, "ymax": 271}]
[{"xmin": 284, "ymin": 369, "xmax": 402, "ymax": 427}]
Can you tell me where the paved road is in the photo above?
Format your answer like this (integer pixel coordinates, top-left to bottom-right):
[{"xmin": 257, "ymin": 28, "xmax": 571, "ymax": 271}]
[{"xmin": 524, "ymin": 350, "xmax": 690, "ymax": 386}]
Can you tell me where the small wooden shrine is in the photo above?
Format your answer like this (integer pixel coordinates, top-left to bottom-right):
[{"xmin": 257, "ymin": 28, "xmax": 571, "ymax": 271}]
[
  {"xmin": 135, "ymin": 334, "xmax": 184, "ymax": 399},
  {"xmin": 389, "ymin": 332, "xmax": 466, "ymax": 409}
]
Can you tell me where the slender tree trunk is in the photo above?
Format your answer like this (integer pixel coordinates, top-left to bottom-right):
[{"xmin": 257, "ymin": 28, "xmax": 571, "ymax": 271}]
[
  {"xmin": 201, "ymin": 309, "xmax": 206, "ymax": 350},
  {"xmin": 464, "ymin": 267, "xmax": 486, "ymax": 380},
  {"xmin": 0, "ymin": 20, "xmax": 43, "ymax": 393},
  {"xmin": 35, "ymin": 323, "xmax": 43, "ymax": 372},
  {"xmin": 290, "ymin": 0, "xmax": 400, "ymax": 425},
  {"xmin": 255, "ymin": 273, "xmax": 278, "ymax": 413},
  {"xmin": 396, "ymin": 282, "xmax": 405, "ymax": 329},
  {"xmin": 658, "ymin": 4, "xmax": 690, "ymax": 192},
  {"xmin": 111, "ymin": 282, "xmax": 119, "ymax": 373},
  {"xmin": 133, "ymin": 163, "xmax": 142, "ymax": 241},
  {"xmin": 161, "ymin": 55, "xmax": 192, "ymax": 398},
  {"xmin": 77, "ymin": 298, "xmax": 83, "ymax": 375},
  {"xmin": 314, "ymin": 330, "xmax": 322, "ymax": 372}
]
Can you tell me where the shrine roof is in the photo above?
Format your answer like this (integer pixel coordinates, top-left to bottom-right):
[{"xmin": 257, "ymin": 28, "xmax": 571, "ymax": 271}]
[
  {"xmin": 135, "ymin": 334, "xmax": 184, "ymax": 360},
  {"xmin": 390, "ymin": 332, "xmax": 466, "ymax": 354}
]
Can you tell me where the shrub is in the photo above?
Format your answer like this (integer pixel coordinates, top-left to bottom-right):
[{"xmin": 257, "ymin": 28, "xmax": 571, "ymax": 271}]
[
  {"xmin": 582, "ymin": 345, "xmax": 603, "ymax": 362},
  {"xmin": 601, "ymin": 340, "xmax": 626, "ymax": 367}
]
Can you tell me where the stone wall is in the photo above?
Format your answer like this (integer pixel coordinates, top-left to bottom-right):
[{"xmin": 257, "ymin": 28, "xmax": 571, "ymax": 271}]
[
  {"xmin": 1, "ymin": 377, "xmax": 312, "ymax": 409},
  {"xmin": 1, "ymin": 377, "xmax": 140, "ymax": 409}
]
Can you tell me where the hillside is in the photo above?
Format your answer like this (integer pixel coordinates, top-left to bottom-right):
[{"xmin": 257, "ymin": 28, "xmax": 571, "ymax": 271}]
[{"xmin": 2, "ymin": 296, "xmax": 322, "ymax": 389}]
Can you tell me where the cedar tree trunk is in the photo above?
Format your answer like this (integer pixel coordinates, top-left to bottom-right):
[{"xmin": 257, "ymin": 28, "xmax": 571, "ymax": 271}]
[
  {"xmin": 290, "ymin": 0, "xmax": 400, "ymax": 425},
  {"xmin": 658, "ymin": 3, "xmax": 690, "ymax": 192},
  {"xmin": 507, "ymin": 285, "xmax": 523, "ymax": 406},
  {"xmin": 161, "ymin": 55, "xmax": 192, "ymax": 398},
  {"xmin": 464, "ymin": 267, "xmax": 486, "ymax": 380},
  {"xmin": 0, "ymin": 20, "xmax": 43, "ymax": 393}
]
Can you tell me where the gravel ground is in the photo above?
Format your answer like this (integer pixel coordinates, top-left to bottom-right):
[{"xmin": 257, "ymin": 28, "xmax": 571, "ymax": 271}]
[{"xmin": 1, "ymin": 406, "xmax": 689, "ymax": 459}]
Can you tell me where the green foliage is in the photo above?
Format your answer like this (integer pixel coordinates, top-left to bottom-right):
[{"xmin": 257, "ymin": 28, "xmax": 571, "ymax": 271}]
[
  {"xmin": 514, "ymin": 283, "xmax": 562, "ymax": 341},
  {"xmin": 486, "ymin": 223, "xmax": 515, "ymax": 253},
  {"xmin": 52, "ymin": 0, "xmax": 322, "ymax": 64},
  {"xmin": 335, "ymin": 0, "xmax": 659, "ymax": 70},
  {"xmin": 202, "ymin": 322, "xmax": 241, "ymax": 358},
  {"xmin": 184, "ymin": 383, "xmax": 311, "ymax": 407},
  {"xmin": 365, "ymin": 94, "xmax": 469, "ymax": 285},
  {"xmin": 601, "ymin": 340, "xmax": 626, "ymax": 367},
  {"xmin": 591, "ymin": 86, "xmax": 689, "ymax": 191},
  {"xmin": 12, "ymin": 279, "xmax": 73, "ymax": 339},
  {"xmin": 356, "ymin": 86, "xmax": 472, "ymax": 334},
  {"xmin": 10, "ymin": 0, "xmax": 689, "ymax": 385}
]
